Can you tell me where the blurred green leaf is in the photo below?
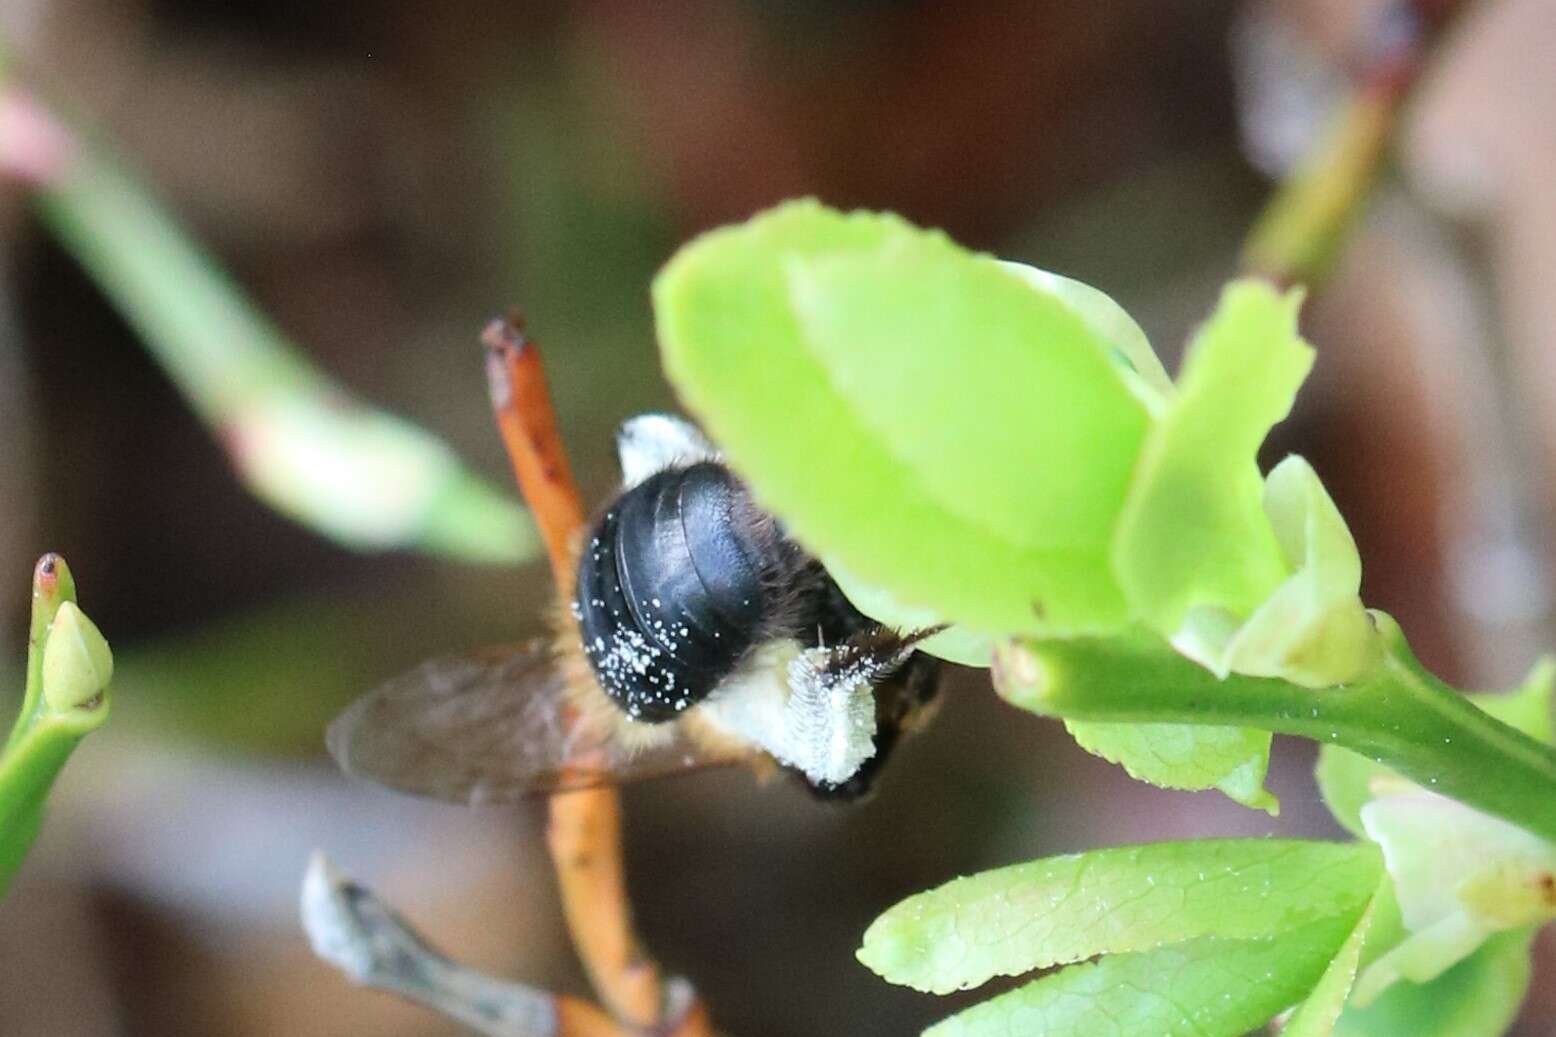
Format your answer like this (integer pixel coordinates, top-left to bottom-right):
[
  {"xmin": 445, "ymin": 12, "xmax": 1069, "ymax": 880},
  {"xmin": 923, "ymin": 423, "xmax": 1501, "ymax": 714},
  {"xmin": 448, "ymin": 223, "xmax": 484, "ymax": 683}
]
[
  {"xmin": 1315, "ymin": 744, "xmax": 1388, "ymax": 840},
  {"xmin": 31, "ymin": 132, "xmax": 534, "ymax": 564},
  {"xmin": 109, "ymin": 570, "xmax": 541, "ymax": 757},
  {"xmin": 1470, "ymin": 661, "xmax": 1556, "ymax": 744},
  {"xmin": 859, "ymin": 838, "xmax": 1380, "ymax": 995},
  {"xmin": 923, "ymin": 912, "xmax": 1360, "ymax": 1037}
]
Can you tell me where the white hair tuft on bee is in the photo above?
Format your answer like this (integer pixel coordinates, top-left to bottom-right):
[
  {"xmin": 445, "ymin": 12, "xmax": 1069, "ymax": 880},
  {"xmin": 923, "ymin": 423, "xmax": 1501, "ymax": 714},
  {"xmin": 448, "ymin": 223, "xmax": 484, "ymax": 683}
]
[{"xmin": 615, "ymin": 413, "xmax": 719, "ymax": 488}]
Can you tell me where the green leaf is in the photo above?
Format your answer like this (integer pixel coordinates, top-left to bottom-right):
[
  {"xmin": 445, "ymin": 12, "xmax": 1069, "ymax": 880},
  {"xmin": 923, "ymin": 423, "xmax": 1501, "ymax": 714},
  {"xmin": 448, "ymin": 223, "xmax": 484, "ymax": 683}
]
[
  {"xmin": 998, "ymin": 263, "xmax": 1173, "ymax": 411},
  {"xmin": 859, "ymin": 838, "xmax": 1380, "ymax": 994},
  {"xmin": 1064, "ymin": 721, "xmax": 1276, "ymax": 813},
  {"xmin": 923, "ymin": 912, "xmax": 1360, "ymax": 1037},
  {"xmin": 1315, "ymin": 745, "xmax": 1389, "ymax": 840},
  {"xmin": 1334, "ymin": 928, "xmax": 1534, "ymax": 1037},
  {"xmin": 1220, "ymin": 456, "xmax": 1376, "ymax": 686},
  {"xmin": 654, "ymin": 199, "xmax": 1151, "ymax": 635},
  {"xmin": 825, "ymin": 561, "xmax": 995, "ymax": 666},
  {"xmin": 1112, "ymin": 280, "xmax": 1313, "ymax": 638},
  {"xmin": 1284, "ymin": 898, "xmax": 1378, "ymax": 1037}
]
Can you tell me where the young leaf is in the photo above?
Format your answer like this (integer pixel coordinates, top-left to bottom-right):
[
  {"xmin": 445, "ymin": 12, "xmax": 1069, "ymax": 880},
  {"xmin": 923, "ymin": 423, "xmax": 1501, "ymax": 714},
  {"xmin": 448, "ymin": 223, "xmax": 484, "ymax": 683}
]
[
  {"xmin": 1111, "ymin": 280, "xmax": 1312, "ymax": 640},
  {"xmin": 923, "ymin": 912, "xmax": 1360, "ymax": 1037},
  {"xmin": 858, "ymin": 838, "xmax": 1380, "ymax": 994},
  {"xmin": 654, "ymin": 200, "xmax": 1151, "ymax": 635},
  {"xmin": 1282, "ymin": 898, "xmax": 1377, "ymax": 1037},
  {"xmin": 1333, "ymin": 928, "xmax": 1534, "ymax": 1037},
  {"xmin": 1064, "ymin": 720, "xmax": 1276, "ymax": 813},
  {"xmin": 1219, "ymin": 456, "xmax": 1377, "ymax": 687}
]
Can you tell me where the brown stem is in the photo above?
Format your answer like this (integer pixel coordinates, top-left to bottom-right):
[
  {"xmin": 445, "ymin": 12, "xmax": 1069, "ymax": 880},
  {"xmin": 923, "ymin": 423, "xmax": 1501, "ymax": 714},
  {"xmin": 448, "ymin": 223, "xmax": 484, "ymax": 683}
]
[
  {"xmin": 1241, "ymin": 0, "xmax": 1472, "ymax": 285},
  {"xmin": 483, "ymin": 313, "xmax": 586, "ymax": 590},
  {"xmin": 482, "ymin": 314, "xmax": 713, "ymax": 1036},
  {"xmin": 555, "ymin": 998, "xmax": 636, "ymax": 1037}
]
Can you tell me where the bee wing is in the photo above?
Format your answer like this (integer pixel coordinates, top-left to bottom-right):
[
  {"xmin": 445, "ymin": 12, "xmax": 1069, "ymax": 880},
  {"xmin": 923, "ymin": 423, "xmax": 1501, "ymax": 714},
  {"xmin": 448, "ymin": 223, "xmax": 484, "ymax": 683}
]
[{"xmin": 326, "ymin": 642, "xmax": 750, "ymax": 804}]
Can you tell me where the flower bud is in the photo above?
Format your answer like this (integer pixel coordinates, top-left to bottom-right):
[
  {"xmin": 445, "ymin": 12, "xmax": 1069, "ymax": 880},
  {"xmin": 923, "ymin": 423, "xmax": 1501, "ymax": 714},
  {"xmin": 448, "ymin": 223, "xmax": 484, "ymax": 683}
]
[{"xmin": 42, "ymin": 601, "xmax": 114, "ymax": 711}]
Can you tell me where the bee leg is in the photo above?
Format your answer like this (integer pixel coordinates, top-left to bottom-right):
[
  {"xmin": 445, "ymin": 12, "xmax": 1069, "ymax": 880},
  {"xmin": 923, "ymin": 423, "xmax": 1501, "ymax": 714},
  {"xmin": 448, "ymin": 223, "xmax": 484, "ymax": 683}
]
[
  {"xmin": 793, "ymin": 628, "xmax": 946, "ymax": 802},
  {"xmin": 780, "ymin": 627, "xmax": 929, "ymax": 788},
  {"xmin": 811, "ymin": 625, "xmax": 939, "ymax": 685}
]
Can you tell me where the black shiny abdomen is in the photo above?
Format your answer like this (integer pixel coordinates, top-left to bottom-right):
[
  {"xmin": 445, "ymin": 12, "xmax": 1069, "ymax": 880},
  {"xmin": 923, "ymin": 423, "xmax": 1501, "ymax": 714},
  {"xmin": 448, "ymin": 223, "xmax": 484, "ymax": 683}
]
[{"xmin": 576, "ymin": 463, "xmax": 773, "ymax": 722}]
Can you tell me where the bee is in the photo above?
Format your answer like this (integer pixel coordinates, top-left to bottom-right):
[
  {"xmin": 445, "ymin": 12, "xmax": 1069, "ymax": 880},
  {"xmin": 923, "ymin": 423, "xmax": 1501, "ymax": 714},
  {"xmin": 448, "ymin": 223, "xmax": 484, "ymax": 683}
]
[{"xmin": 327, "ymin": 414, "xmax": 942, "ymax": 803}]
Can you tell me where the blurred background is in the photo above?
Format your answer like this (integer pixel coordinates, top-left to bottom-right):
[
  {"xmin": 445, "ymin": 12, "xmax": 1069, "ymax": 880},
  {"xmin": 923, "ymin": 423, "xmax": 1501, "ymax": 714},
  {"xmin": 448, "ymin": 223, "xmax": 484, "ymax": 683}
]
[{"xmin": 2, "ymin": 0, "xmax": 1555, "ymax": 1033}]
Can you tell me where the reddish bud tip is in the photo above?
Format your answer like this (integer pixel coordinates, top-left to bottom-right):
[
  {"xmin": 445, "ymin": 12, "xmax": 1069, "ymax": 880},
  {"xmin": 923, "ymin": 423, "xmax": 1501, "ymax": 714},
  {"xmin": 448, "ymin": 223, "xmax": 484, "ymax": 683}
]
[{"xmin": 34, "ymin": 552, "xmax": 61, "ymax": 592}]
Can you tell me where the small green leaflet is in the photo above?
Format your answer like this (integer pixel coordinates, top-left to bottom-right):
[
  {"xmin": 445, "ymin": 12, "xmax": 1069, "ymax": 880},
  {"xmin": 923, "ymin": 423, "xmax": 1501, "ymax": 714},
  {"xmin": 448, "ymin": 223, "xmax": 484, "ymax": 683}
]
[
  {"xmin": 1112, "ymin": 280, "xmax": 1312, "ymax": 637},
  {"xmin": 1064, "ymin": 720, "xmax": 1276, "ymax": 814},
  {"xmin": 996, "ymin": 627, "xmax": 1285, "ymax": 811},
  {"xmin": 923, "ymin": 912, "xmax": 1361, "ymax": 1037},
  {"xmin": 858, "ymin": 839, "xmax": 1380, "ymax": 994}
]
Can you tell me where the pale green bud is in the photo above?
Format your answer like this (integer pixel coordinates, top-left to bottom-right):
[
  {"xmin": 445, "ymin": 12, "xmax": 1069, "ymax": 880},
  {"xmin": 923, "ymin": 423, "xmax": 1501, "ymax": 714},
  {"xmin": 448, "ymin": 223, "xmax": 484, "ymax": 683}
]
[{"xmin": 42, "ymin": 601, "xmax": 114, "ymax": 711}]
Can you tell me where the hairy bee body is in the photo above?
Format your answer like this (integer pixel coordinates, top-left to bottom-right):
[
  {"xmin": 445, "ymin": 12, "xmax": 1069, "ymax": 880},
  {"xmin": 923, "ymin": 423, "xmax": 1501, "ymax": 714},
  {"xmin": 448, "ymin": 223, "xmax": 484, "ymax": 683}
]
[
  {"xmin": 565, "ymin": 421, "xmax": 942, "ymax": 800},
  {"xmin": 575, "ymin": 460, "xmax": 850, "ymax": 722}
]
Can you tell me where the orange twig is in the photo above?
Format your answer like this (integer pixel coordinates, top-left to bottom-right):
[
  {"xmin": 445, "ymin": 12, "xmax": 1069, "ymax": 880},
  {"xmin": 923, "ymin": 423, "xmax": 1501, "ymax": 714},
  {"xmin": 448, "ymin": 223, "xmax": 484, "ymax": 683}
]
[
  {"xmin": 483, "ymin": 315, "xmax": 713, "ymax": 1037},
  {"xmin": 483, "ymin": 314, "xmax": 586, "ymax": 590},
  {"xmin": 555, "ymin": 996, "xmax": 634, "ymax": 1037}
]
